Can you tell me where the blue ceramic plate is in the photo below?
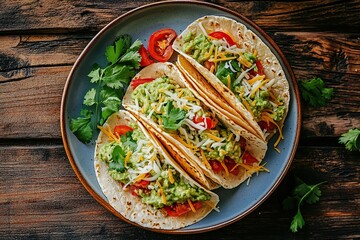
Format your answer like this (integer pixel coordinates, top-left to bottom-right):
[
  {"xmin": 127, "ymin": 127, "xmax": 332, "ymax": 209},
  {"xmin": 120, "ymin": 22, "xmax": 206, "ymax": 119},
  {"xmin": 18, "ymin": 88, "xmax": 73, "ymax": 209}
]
[{"xmin": 61, "ymin": 1, "xmax": 301, "ymax": 233}]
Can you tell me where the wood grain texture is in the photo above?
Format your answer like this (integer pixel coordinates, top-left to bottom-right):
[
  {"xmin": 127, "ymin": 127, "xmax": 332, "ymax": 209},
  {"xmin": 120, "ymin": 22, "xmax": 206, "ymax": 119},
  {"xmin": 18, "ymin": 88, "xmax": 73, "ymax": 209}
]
[
  {"xmin": 0, "ymin": 145, "xmax": 359, "ymax": 239},
  {"xmin": 0, "ymin": 0, "xmax": 359, "ymax": 238},
  {"xmin": 0, "ymin": 0, "xmax": 359, "ymax": 33}
]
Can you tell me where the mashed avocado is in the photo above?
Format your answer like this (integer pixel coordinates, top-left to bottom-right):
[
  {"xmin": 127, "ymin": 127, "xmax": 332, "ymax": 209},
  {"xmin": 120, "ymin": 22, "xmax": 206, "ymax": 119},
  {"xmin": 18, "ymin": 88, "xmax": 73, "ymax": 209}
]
[
  {"xmin": 182, "ymin": 33, "xmax": 212, "ymax": 64},
  {"xmin": 140, "ymin": 168, "xmax": 211, "ymax": 209}
]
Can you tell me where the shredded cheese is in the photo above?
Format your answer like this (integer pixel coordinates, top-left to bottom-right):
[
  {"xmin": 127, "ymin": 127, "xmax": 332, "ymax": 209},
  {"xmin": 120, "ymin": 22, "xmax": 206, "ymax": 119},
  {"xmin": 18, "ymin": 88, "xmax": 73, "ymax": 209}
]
[
  {"xmin": 247, "ymin": 74, "xmax": 265, "ymax": 85},
  {"xmin": 220, "ymin": 161, "xmax": 229, "ymax": 176},
  {"xmin": 134, "ymin": 173, "xmax": 147, "ymax": 183},
  {"xmin": 98, "ymin": 125, "xmax": 119, "ymax": 142},
  {"xmin": 240, "ymin": 96, "xmax": 254, "ymax": 117},
  {"xmin": 188, "ymin": 199, "xmax": 196, "ymax": 213},
  {"xmin": 200, "ymin": 149, "xmax": 211, "ymax": 169},
  {"xmin": 227, "ymin": 133, "xmax": 234, "ymax": 141},
  {"xmin": 124, "ymin": 151, "xmax": 132, "ymax": 167},
  {"xmin": 227, "ymin": 74, "xmax": 231, "ymax": 89},
  {"xmin": 156, "ymin": 181, "xmax": 167, "ymax": 204},
  {"xmin": 168, "ymin": 169, "xmax": 175, "ymax": 184},
  {"xmin": 205, "ymin": 133, "xmax": 224, "ymax": 142},
  {"xmin": 250, "ymin": 79, "xmax": 269, "ymax": 98}
]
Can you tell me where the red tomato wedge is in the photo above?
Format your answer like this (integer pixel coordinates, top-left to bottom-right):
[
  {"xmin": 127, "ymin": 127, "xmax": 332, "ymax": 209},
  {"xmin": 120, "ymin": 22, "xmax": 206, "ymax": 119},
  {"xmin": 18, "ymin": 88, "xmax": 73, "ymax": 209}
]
[
  {"xmin": 164, "ymin": 201, "xmax": 202, "ymax": 217},
  {"xmin": 258, "ymin": 121, "xmax": 277, "ymax": 131},
  {"xmin": 209, "ymin": 158, "xmax": 240, "ymax": 175},
  {"xmin": 209, "ymin": 31, "xmax": 237, "ymax": 46},
  {"xmin": 114, "ymin": 125, "xmax": 133, "ymax": 136},
  {"xmin": 193, "ymin": 116, "xmax": 217, "ymax": 129},
  {"xmin": 130, "ymin": 78, "xmax": 155, "ymax": 89},
  {"xmin": 250, "ymin": 60, "xmax": 264, "ymax": 76},
  {"xmin": 139, "ymin": 45, "xmax": 154, "ymax": 67},
  {"xmin": 148, "ymin": 28, "xmax": 177, "ymax": 62},
  {"xmin": 242, "ymin": 151, "xmax": 258, "ymax": 166}
]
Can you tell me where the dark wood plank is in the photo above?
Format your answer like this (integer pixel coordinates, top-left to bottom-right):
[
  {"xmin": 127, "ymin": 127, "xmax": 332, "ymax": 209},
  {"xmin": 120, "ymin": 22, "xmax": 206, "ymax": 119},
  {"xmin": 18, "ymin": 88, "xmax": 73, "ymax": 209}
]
[
  {"xmin": 0, "ymin": 145, "xmax": 358, "ymax": 238},
  {"xmin": 0, "ymin": 32, "xmax": 359, "ymax": 139},
  {"xmin": 0, "ymin": 1, "xmax": 359, "ymax": 34}
]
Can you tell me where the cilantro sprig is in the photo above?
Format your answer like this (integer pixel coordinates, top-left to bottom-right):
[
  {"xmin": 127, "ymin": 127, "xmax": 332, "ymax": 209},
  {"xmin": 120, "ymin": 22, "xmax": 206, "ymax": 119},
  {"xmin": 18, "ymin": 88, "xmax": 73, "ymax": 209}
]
[
  {"xmin": 70, "ymin": 35, "xmax": 142, "ymax": 143},
  {"xmin": 299, "ymin": 77, "xmax": 333, "ymax": 107},
  {"xmin": 339, "ymin": 128, "xmax": 360, "ymax": 151},
  {"xmin": 282, "ymin": 177, "xmax": 326, "ymax": 233},
  {"xmin": 161, "ymin": 102, "xmax": 186, "ymax": 131}
]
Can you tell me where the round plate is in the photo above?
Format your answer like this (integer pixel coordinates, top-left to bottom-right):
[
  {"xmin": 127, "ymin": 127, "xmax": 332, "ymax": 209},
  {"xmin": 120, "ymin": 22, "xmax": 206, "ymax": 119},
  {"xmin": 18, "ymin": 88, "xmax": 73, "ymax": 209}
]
[{"xmin": 60, "ymin": 0, "xmax": 301, "ymax": 234}]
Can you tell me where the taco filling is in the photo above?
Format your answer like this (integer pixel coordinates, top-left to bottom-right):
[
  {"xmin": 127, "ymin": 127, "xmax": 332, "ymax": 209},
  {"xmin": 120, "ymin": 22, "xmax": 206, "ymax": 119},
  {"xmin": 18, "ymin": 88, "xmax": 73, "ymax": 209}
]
[
  {"xmin": 130, "ymin": 76, "xmax": 264, "ymax": 177},
  {"xmin": 97, "ymin": 122, "xmax": 211, "ymax": 217},
  {"xmin": 181, "ymin": 31, "xmax": 286, "ymax": 139}
]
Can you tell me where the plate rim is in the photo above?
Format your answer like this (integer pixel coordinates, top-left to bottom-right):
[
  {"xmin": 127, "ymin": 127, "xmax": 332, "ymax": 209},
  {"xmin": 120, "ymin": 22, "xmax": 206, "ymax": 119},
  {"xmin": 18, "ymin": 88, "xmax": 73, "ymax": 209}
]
[{"xmin": 60, "ymin": 0, "xmax": 301, "ymax": 234}]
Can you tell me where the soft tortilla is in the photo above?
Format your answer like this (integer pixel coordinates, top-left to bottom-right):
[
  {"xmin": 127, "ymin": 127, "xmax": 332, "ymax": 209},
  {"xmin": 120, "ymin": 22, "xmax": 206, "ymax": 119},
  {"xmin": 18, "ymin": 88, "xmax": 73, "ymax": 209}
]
[
  {"xmin": 94, "ymin": 110, "xmax": 219, "ymax": 229},
  {"xmin": 123, "ymin": 62, "xmax": 267, "ymax": 189},
  {"xmin": 173, "ymin": 15, "xmax": 290, "ymax": 141}
]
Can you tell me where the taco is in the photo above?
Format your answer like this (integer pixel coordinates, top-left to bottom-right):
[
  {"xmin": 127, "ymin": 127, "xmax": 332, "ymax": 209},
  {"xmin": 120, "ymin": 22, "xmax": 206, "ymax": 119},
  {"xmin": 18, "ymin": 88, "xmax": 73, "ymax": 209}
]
[
  {"xmin": 94, "ymin": 110, "xmax": 219, "ymax": 229},
  {"xmin": 173, "ymin": 15, "xmax": 290, "ymax": 148},
  {"xmin": 123, "ymin": 62, "xmax": 268, "ymax": 189}
]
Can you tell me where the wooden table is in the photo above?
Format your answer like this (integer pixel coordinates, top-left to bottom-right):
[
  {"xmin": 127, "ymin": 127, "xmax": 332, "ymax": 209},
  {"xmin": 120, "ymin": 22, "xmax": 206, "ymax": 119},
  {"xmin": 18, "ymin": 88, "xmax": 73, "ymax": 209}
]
[{"xmin": 1, "ymin": 0, "xmax": 359, "ymax": 238}]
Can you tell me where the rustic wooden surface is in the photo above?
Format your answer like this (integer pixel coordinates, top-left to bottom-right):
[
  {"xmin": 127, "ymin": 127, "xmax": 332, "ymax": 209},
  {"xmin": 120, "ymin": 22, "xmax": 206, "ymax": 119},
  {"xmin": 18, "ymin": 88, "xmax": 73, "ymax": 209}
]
[{"xmin": 0, "ymin": 0, "xmax": 359, "ymax": 239}]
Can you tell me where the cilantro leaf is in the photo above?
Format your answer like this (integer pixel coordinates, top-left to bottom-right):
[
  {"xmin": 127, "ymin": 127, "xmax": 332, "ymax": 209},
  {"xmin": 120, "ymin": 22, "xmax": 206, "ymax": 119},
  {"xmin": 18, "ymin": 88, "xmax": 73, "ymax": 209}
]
[
  {"xmin": 105, "ymin": 35, "xmax": 131, "ymax": 64},
  {"xmin": 120, "ymin": 131, "xmax": 137, "ymax": 151},
  {"xmin": 299, "ymin": 77, "xmax": 334, "ymax": 107},
  {"xmin": 70, "ymin": 35, "xmax": 142, "ymax": 144},
  {"xmin": 108, "ymin": 145, "xmax": 126, "ymax": 172},
  {"xmin": 83, "ymin": 88, "xmax": 96, "ymax": 106},
  {"xmin": 282, "ymin": 177, "xmax": 326, "ymax": 233},
  {"xmin": 291, "ymin": 209, "xmax": 305, "ymax": 233},
  {"xmin": 99, "ymin": 88, "xmax": 121, "ymax": 125},
  {"xmin": 88, "ymin": 65, "xmax": 102, "ymax": 83},
  {"xmin": 69, "ymin": 109, "xmax": 93, "ymax": 143},
  {"xmin": 339, "ymin": 128, "xmax": 360, "ymax": 151},
  {"xmin": 102, "ymin": 65, "xmax": 135, "ymax": 89},
  {"xmin": 161, "ymin": 102, "xmax": 186, "ymax": 131}
]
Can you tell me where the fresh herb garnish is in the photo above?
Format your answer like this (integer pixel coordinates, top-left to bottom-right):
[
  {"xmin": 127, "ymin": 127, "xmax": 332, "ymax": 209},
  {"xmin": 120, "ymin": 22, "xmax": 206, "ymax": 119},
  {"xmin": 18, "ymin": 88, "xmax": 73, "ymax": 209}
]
[
  {"xmin": 121, "ymin": 131, "xmax": 137, "ymax": 152},
  {"xmin": 161, "ymin": 102, "xmax": 186, "ymax": 131},
  {"xmin": 108, "ymin": 145, "xmax": 126, "ymax": 172},
  {"xmin": 298, "ymin": 77, "xmax": 333, "ymax": 107},
  {"xmin": 339, "ymin": 128, "xmax": 360, "ymax": 151},
  {"xmin": 282, "ymin": 177, "xmax": 326, "ymax": 233},
  {"xmin": 70, "ymin": 35, "xmax": 142, "ymax": 143}
]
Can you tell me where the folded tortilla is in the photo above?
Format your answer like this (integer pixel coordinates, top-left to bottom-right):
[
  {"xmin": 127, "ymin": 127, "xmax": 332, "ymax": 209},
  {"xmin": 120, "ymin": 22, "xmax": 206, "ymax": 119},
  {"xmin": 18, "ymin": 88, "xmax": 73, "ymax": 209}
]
[
  {"xmin": 173, "ymin": 15, "xmax": 290, "ymax": 145},
  {"xmin": 123, "ymin": 62, "xmax": 267, "ymax": 189},
  {"xmin": 94, "ymin": 110, "xmax": 219, "ymax": 229}
]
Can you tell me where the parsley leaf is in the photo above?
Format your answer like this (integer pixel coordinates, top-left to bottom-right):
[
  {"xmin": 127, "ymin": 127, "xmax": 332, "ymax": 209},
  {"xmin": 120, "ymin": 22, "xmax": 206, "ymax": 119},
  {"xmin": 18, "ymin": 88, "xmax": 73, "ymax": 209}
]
[
  {"xmin": 339, "ymin": 128, "xmax": 360, "ymax": 151},
  {"xmin": 69, "ymin": 109, "xmax": 93, "ymax": 143},
  {"xmin": 161, "ymin": 102, "xmax": 186, "ymax": 131},
  {"xmin": 282, "ymin": 177, "xmax": 326, "ymax": 233},
  {"xmin": 299, "ymin": 77, "xmax": 334, "ymax": 107},
  {"xmin": 70, "ymin": 35, "xmax": 142, "ymax": 143},
  {"xmin": 108, "ymin": 145, "xmax": 126, "ymax": 172}
]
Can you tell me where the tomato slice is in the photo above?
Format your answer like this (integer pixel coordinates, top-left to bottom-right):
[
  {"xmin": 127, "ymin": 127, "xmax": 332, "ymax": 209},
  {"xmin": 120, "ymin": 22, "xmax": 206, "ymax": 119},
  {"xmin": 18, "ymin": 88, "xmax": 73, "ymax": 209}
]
[
  {"xmin": 209, "ymin": 31, "xmax": 236, "ymax": 46},
  {"xmin": 250, "ymin": 60, "xmax": 264, "ymax": 76},
  {"xmin": 258, "ymin": 121, "xmax": 277, "ymax": 131},
  {"xmin": 208, "ymin": 160, "xmax": 223, "ymax": 173},
  {"xmin": 242, "ymin": 151, "xmax": 258, "ymax": 166},
  {"xmin": 164, "ymin": 202, "xmax": 202, "ymax": 217},
  {"xmin": 114, "ymin": 125, "xmax": 133, "ymax": 136},
  {"xmin": 130, "ymin": 78, "xmax": 155, "ymax": 89},
  {"xmin": 224, "ymin": 158, "xmax": 240, "ymax": 176},
  {"xmin": 139, "ymin": 45, "xmax": 154, "ymax": 67},
  {"xmin": 193, "ymin": 116, "xmax": 217, "ymax": 129},
  {"xmin": 133, "ymin": 180, "xmax": 150, "ymax": 189},
  {"xmin": 148, "ymin": 28, "xmax": 177, "ymax": 62}
]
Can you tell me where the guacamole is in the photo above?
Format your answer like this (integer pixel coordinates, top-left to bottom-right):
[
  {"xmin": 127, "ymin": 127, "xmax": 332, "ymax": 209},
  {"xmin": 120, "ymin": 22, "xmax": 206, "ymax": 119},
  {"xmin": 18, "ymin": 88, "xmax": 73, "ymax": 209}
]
[
  {"xmin": 182, "ymin": 30, "xmax": 286, "ymax": 128},
  {"xmin": 131, "ymin": 77, "xmax": 244, "ymax": 164},
  {"xmin": 97, "ymin": 122, "xmax": 211, "ymax": 210}
]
